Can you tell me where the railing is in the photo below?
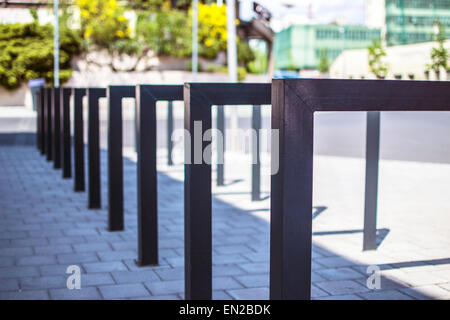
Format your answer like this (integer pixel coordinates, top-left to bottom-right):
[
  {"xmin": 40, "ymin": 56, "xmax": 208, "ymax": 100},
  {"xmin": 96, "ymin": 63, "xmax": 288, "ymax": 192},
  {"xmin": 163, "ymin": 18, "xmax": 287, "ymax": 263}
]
[
  {"xmin": 32, "ymin": 78, "xmax": 445, "ymax": 300},
  {"xmin": 270, "ymin": 78, "xmax": 450, "ymax": 299},
  {"xmin": 183, "ymin": 83, "xmax": 271, "ymax": 299}
]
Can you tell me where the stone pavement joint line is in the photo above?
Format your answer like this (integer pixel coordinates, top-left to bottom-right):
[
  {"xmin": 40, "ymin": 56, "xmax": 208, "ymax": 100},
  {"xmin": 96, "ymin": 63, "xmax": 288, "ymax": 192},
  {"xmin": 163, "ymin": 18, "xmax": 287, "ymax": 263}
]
[{"xmin": 0, "ymin": 146, "xmax": 450, "ymax": 300}]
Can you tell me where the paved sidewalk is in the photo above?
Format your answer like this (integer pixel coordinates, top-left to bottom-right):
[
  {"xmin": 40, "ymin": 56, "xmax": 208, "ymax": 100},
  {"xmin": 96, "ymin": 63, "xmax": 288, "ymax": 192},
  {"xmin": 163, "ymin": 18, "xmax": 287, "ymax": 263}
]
[{"xmin": 0, "ymin": 143, "xmax": 450, "ymax": 300}]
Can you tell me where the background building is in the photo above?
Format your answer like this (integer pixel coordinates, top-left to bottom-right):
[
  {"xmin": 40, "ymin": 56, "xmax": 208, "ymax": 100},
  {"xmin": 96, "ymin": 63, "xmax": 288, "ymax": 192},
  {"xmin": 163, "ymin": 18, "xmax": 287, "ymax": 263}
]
[
  {"xmin": 330, "ymin": 39, "xmax": 450, "ymax": 79},
  {"xmin": 366, "ymin": 0, "xmax": 450, "ymax": 46},
  {"xmin": 274, "ymin": 24, "xmax": 381, "ymax": 70}
]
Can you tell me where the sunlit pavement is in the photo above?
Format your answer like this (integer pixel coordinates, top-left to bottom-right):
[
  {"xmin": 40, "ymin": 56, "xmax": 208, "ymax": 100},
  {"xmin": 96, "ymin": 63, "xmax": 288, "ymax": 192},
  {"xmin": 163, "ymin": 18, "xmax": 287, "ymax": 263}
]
[{"xmin": 0, "ymin": 139, "xmax": 449, "ymax": 299}]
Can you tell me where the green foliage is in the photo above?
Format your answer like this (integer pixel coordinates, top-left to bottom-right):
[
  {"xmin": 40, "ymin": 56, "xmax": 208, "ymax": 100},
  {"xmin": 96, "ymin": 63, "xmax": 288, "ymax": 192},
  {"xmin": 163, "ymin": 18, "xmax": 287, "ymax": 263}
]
[
  {"xmin": 247, "ymin": 48, "xmax": 267, "ymax": 74},
  {"xmin": 237, "ymin": 40, "xmax": 255, "ymax": 69},
  {"xmin": 136, "ymin": 10, "xmax": 191, "ymax": 58},
  {"xmin": 0, "ymin": 21, "xmax": 81, "ymax": 90},
  {"xmin": 77, "ymin": 0, "xmax": 130, "ymax": 53},
  {"xmin": 368, "ymin": 39, "xmax": 389, "ymax": 79},
  {"xmin": 427, "ymin": 22, "xmax": 449, "ymax": 80},
  {"xmin": 318, "ymin": 48, "xmax": 330, "ymax": 73}
]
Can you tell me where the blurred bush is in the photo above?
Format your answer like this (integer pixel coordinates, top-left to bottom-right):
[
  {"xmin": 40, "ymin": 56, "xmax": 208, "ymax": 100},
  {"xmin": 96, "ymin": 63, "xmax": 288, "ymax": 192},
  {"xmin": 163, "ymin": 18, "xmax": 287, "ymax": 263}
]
[{"xmin": 0, "ymin": 18, "xmax": 81, "ymax": 90}]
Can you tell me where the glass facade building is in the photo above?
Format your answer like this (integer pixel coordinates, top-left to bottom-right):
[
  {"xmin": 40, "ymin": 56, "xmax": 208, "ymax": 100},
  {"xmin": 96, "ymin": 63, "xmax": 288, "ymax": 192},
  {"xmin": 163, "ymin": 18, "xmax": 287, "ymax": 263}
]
[
  {"xmin": 274, "ymin": 24, "xmax": 381, "ymax": 70},
  {"xmin": 385, "ymin": 0, "xmax": 450, "ymax": 45}
]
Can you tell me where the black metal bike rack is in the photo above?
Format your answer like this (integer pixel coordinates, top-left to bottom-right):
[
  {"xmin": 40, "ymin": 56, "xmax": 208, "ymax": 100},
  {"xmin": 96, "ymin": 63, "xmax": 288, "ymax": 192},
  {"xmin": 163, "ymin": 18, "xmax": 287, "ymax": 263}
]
[
  {"xmin": 61, "ymin": 88, "xmax": 72, "ymax": 179},
  {"xmin": 135, "ymin": 85, "xmax": 184, "ymax": 266},
  {"xmin": 183, "ymin": 83, "xmax": 271, "ymax": 299},
  {"xmin": 51, "ymin": 88, "xmax": 61, "ymax": 169},
  {"xmin": 270, "ymin": 78, "xmax": 450, "ymax": 300},
  {"xmin": 107, "ymin": 85, "xmax": 136, "ymax": 231},
  {"xmin": 87, "ymin": 88, "xmax": 107, "ymax": 209},
  {"xmin": 73, "ymin": 88, "xmax": 86, "ymax": 192}
]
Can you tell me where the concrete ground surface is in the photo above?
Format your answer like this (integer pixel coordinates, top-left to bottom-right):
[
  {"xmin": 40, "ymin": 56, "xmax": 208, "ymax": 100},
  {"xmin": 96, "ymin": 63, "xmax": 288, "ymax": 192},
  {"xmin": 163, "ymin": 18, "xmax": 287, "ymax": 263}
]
[
  {"xmin": 0, "ymin": 141, "xmax": 449, "ymax": 300},
  {"xmin": 0, "ymin": 108, "xmax": 449, "ymax": 300}
]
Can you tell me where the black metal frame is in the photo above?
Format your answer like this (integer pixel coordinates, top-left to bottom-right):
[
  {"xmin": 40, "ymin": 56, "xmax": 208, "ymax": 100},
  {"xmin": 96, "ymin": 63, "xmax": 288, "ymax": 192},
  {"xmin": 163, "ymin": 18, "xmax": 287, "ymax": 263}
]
[
  {"xmin": 270, "ymin": 78, "xmax": 450, "ymax": 300},
  {"xmin": 135, "ymin": 85, "xmax": 184, "ymax": 266},
  {"xmin": 183, "ymin": 83, "xmax": 271, "ymax": 300},
  {"xmin": 61, "ymin": 88, "xmax": 72, "ymax": 178},
  {"xmin": 107, "ymin": 85, "xmax": 135, "ymax": 231},
  {"xmin": 39, "ymin": 87, "xmax": 46, "ymax": 155},
  {"xmin": 45, "ymin": 87, "xmax": 52, "ymax": 161},
  {"xmin": 52, "ymin": 88, "xmax": 61, "ymax": 169},
  {"xmin": 73, "ymin": 88, "xmax": 86, "ymax": 192},
  {"xmin": 87, "ymin": 88, "xmax": 107, "ymax": 209}
]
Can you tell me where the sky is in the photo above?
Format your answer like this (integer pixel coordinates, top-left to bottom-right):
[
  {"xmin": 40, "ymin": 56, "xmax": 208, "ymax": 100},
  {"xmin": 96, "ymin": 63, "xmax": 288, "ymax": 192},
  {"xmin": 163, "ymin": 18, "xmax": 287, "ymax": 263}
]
[{"xmin": 240, "ymin": 0, "xmax": 367, "ymax": 27}]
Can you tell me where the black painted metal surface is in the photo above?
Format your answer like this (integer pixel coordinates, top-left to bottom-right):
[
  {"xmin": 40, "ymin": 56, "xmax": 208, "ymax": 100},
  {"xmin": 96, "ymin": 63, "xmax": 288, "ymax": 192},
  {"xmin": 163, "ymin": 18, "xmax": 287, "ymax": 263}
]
[
  {"xmin": 73, "ymin": 88, "xmax": 86, "ymax": 192},
  {"xmin": 87, "ymin": 88, "xmax": 107, "ymax": 209},
  {"xmin": 183, "ymin": 83, "xmax": 271, "ymax": 300},
  {"xmin": 61, "ymin": 88, "xmax": 72, "ymax": 179},
  {"xmin": 135, "ymin": 85, "xmax": 184, "ymax": 266},
  {"xmin": 46, "ymin": 88, "xmax": 53, "ymax": 161},
  {"xmin": 107, "ymin": 85, "xmax": 135, "ymax": 231},
  {"xmin": 167, "ymin": 101, "xmax": 174, "ymax": 166},
  {"xmin": 52, "ymin": 88, "xmax": 61, "ymax": 169},
  {"xmin": 40, "ymin": 88, "xmax": 45, "ymax": 155},
  {"xmin": 271, "ymin": 78, "xmax": 450, "ymax": 300}
]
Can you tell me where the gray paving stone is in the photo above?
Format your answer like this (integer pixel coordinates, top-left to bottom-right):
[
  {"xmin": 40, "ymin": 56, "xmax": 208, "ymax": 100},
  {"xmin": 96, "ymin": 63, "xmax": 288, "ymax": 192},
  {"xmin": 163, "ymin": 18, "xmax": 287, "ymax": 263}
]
[
  {"xmin": 57, "ymin": 252, "xmax": 99, "ymax": 264},
  {"xmin": 74, "ymin": 242, "xmax": 112, "ymax": 253},
  {"xmin": 154, "ymin": 267, "xmax": 184, "ymax": 281},
  {"xmin": 0, "ymin": 266, "xmax": 40, "ymax": 278},
  {"xmin": 34, "ymin": 245, "xmax": 73, "ymax": 255},
  {"xmin": 315, "ymin": 280, "xmax": 370, "ymax": 296},
  {"xmin": 0, "ymin": 290, "xmax": 49, "ymax": 300},
  {"xmin": 145, "ymin": 279, "xmax": 184, "ymax": 296},
  {"xmin": 99, "ymin": 283, "xmax": 150, "ymax": 299},
  {"xmin": 50, "ymin": 287, "xmax": 102, "ymax": 300},
  {"xmin": 235, "ymin": 274, "xmax": 269, "ymax": 288},
  {"xmin": 0, "ymin": 278, "xmax": 19, "ymax": 291},
  {"xmin": 17, "ymin": 255, "xmax": 57, "ymax": 266},
  {"xmin": 316, "ymin": 267, "xmax": 364, "ymax": 281},
  {"xmin": 97, "ymin": 250, "xmax": 137, "ymax": 262},
  {"xmin": 111, "ymin": 270, "xmax": 160, "ymax": 284},
  {"xmin": 213, "ymin": 277, "xmax": 244, "ymax": 290},
  {"xmin": 358, "ymin": 289, "xmax": 414, "ymax": 300},
  {"xmin": 20, "ymin": 274, "xmax": 66, "ymax": 290},
  {"xmin": 80, "ymin": 273, "xmax": 116, "ymax": 287},
  {"xmin": 227, "ymin": 287, "xmax": 269, "ymax": 300},
  {"xmin": 315, "ymin": 294, "xmax": 364, "ymax": 300},
  {"xmin": 83, "ymin": 261, "xmax": 128, "ymax": 273}
]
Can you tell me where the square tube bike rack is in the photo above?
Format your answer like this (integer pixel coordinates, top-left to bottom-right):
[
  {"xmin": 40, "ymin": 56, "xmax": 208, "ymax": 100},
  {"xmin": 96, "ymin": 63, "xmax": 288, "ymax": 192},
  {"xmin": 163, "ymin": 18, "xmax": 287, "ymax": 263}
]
[
  {"xmin": 61, "ymin": 88, "xmax": 72, "ymax": 179},
  {"xmin": 52, "ymin": 88, "xmax": 61, "ymax": 169},
  {"xmin": 45, "ymin": 87, "xmax": 53, "ymax": 161},
  {"xmin": 183, "ymin": 83, "xmax": 271, "ymax": 300},
  {"xmin": 107, "ymin": 85, "xmax": 136, "ymax": 231},
  {"xmin": 135, "ymin": 85, "xmax": 184, "ymax": 266},
  {"xmin": 87, "ymin": 88, "xmax": 107, "ymax": 209},
  {"xmin": 270, "ymin": 78, "xmax": 450, "ymax": 300},
  {"xmin": 73, "ymin": 88, "xmax": 86, "ymax": 192}
]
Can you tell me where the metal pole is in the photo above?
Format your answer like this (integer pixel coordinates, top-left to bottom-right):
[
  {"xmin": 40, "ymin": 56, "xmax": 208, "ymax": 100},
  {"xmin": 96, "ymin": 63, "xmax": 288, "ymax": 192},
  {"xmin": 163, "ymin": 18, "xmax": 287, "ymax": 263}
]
[
  {"xmin": 53, "ymin": 0, "xmax": 59, "ymax": 88},
  {"xmin": 363, "ymin": 111, "xmax": 381, "ymax": 251},
  {"xmin": 192, "ymin": 0, "xmax": 199, "ymax": 80},
  {"xmin": 216, "ymin": 105, "xmax": 225, "ymax": 186},
  {"xmin": 251, "ymin": 105, "xmax": 261, "ymax": 201},
  {"xmin": 226, "ymin": 0, "xmax": 237, "ymax": 82},
  {"xmin": 167, "ymin": 101, "xmax": 174, "ymax": 166}
]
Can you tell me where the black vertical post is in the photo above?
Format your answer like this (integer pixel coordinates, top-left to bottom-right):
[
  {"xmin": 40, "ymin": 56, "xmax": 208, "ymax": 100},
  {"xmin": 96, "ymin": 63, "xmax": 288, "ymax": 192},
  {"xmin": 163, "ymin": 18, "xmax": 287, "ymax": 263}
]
[
  {"xmin": 74, "ymin": 88, "xmax": 86, "ymax": 192},
  {"xmin": 184, "ymin": 84, "xmax": 212, "ymax": 300},
  {"xmin": 108, "ymin": 87, "xmax": 124, "ymax": 231},
  {"xmin": 363, "ymin": 111, "xmax": 381, "ymax": 251},
  {"xmin": 270, "ymin": 80, "xmax": 313, "ymax": 300},
  {"xmin": 36, "ymin": 90, "xmax": 41, "ymax": 150},
  {"xmin": 46, "ymin": 88, "xmax": 53, "ymax": 161},
  {"xmin": 167, "ymin": 101, "xmax": 174, "ymax": 166},
  {"xmin": 87, "ymin": 88, "xmax": 106, "ymax": 209},
  {"xmin": 40, "ymin": 88, "xmax": 46, "ymax": 155},
  {"xmin": 216, "ymin": 105, "xmax": 225, "ymax": 186},
  {"xmin": 136, "ymin": 85, "xmax": 158, "ymax": 266},
  {"xmin": 61, "ymin": 88, "xmax": 72, "ymax": 178},
  {"xmin": 52, "ymin": 88, "xmax": 61, "ymax": 169},
  {"xmin": 251, "ymin": 105, "xmax": 261, "ymax": 201},
  {"xmin": 107, "ymin": 86, "xmax": 135, "ymax": 231}
]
